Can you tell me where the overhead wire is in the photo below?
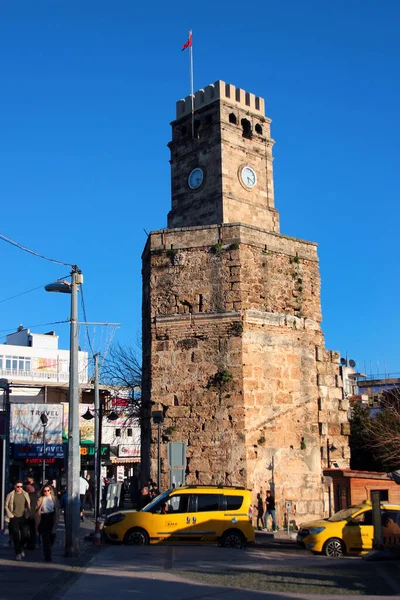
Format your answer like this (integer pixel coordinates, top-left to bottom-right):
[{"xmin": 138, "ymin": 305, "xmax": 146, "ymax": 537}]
[
  {"xmin": 0, "ymin": 232, "xmax": 74, "ymax": 268},
  {"xmin": 0, "ymin": 319, "xmax": 70, "ymax": 341},
  {"xmin": 80, "ymin": 285, "xmax": 95, "ymax": 356},
  {"xmin": 0, "ymin": 274, "xmax": 71, "ymax": 305}
]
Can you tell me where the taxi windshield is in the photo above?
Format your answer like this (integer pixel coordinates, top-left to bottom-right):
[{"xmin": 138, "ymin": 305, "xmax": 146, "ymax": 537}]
[
  {"xmin": 327, "ymin": 506, "xmax": 361, "ymax": 522},
  {"xmin": 141, "ymin": 489, "xmax": 171, "ymax": 512}
]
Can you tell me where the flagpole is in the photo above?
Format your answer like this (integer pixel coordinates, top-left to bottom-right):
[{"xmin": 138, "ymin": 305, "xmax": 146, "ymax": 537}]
[{"xmin": 189, "ymin": 30, "xmax": 194, "ymax": 139}]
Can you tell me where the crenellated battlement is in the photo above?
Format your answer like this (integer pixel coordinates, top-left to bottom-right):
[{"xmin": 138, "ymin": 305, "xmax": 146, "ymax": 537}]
[{"xmin": 176, "ymin": 80, "xmax": 265, "ymax": 120}]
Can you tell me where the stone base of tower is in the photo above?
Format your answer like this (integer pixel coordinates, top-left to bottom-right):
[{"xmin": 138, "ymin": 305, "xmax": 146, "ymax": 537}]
[{"xmin": 142, "ymin": 223, "xmax": 350, "ymax": 525}]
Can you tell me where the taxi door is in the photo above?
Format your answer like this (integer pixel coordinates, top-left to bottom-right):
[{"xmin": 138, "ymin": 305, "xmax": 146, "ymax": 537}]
[
  {"xmin": 344, "ymin": 509, "xmax": 374, "ymax": 552},
  {"xmin": 151, "ymin": 493, "xmax": 191, "ymax": 543},
  {"xmin": 183, "ymin": 493, "xmax": 225, "ymax": 543}
]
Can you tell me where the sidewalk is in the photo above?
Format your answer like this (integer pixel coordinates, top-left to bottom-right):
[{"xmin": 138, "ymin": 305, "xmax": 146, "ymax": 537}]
[
  {"xmin": 0, "ymin": 513, "xmax": 100, "ymax": 600},
  {"xmin": 57, "ymin": 543, "xmax": 400, "ymax": 600}
]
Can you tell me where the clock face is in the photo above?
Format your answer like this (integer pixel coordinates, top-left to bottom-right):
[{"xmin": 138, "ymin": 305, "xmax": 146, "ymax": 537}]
[
  {"xmin": 241, "ymin": 166, "xmax": 257, "ymax": 188},
  {"xmin": 188, "ymin": 168, "xmax": 204, "ymax": 189}
]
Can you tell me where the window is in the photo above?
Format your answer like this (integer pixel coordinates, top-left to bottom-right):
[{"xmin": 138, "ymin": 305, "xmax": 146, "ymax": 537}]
[
  {"xmin": 4, "ymin": 355, "xmax": 31, "ymax": 373},
  {"xmin": 354, "ymin": 510, "xmax": 373, "ymax": 526},
  {"xmin": 226, "ymin": 495, "xmax": 243, "ymax": 510},
  {"xmin": 371, "ymin": 489, "xmax": 389, "ymax": 501},
  {"xmin": 241, "ymin": 118, "xmax": 252, "ymax": 139},
  {"xmin": 196, "ymin": 494, "xmax": 221, "ymax": 512},
  {"xmin": 229, "ymin": 113, "xmax": 237, "ymax": 125},
  {"xmin": 167, "ymin": 494, "xmax": 189, "ymax": 514},
  {"xmin": 255, "ymin": 123, "xmax": 263, "ymax": 135},
  {"xmin": 115, "ymin": 428, "xmax": 121, "ymax": 437},
  {"xmin": 382, "ymin": 510, "xmax": 400, "ymax": 531},
  {"xmin": 127, "ymin": 428, "xmax": 133, "ymax": 437}
]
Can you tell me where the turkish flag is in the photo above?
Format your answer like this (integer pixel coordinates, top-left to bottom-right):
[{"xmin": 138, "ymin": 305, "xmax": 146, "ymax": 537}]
[{"xmin": 182, "ymin": 31, "xmax": 192, "ymax": 51}]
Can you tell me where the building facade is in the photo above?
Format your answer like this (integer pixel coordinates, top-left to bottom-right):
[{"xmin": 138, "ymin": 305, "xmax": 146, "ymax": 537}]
[{"xmin": 142, "ymin": 81, "xmax": 350, "ymax": 522}]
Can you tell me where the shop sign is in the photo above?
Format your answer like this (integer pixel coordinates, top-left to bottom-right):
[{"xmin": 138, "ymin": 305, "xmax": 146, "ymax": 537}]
[
  {"xmin": 25, "ymin": 457, "xmax": 57, "ymax": 465},
  {"xmin": 118, "ymin": 444, "xmax": 140, "ymax": 458},
  {"xmin": 13, "ymin": 444, "xmax": 64, "ymax": 459},
  {"xmin": 80, "ymin": 444, "xmax": 110, "ymax": 461},
  {"xmin": 10, "ymin": 403, "xmax": 63, "ymax": 444}
]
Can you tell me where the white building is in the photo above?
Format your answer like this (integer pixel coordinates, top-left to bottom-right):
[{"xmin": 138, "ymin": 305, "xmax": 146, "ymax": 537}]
[{"xmin": 0, "ymin": 327, "xmax": 89, "ymax": 386}]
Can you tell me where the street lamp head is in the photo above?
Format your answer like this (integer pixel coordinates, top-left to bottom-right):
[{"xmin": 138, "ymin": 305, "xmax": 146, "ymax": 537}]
[
  {"xmin": 45, "ymin": 281, "xmax": 72, "ymax": 294},
  {"xmin": 40, "ymin": 413, "xmax": 49, "ymax": 426},
  {"xmin": 81, "ymin": 408, "xmax": 94, "ymax": 420},
  {"xmin": 152, "ymin": 410, "xmax": 164, "ymax": 425},
  {"xmin": 107, "ymin": 410, "xmax": 119, "ymax": 421}
]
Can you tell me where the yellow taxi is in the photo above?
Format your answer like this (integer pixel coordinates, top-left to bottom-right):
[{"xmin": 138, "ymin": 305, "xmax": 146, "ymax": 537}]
[
  {"xmin": 297, "ymin": 500, "xmax": 400, "ymax": 557},
  {"xmin": 103, "ymin": 485, "xmax": 255, "ymax": 548}
]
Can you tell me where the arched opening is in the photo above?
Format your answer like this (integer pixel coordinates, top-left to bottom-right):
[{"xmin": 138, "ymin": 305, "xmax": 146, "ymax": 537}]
[
  {"xmin": 229, "ymin": 113, "xmax": 237, "ymax": 125},
  {"xmin": 241, "ymin": 118, "xmax": 252, "ymax": 139},
  {"xmin": 194, "ymin": 119, "xmax": 201, "ymax": 138},
  {"xmin": 255, "ymin": 123, "xmax": 263, "ymax": 135}
]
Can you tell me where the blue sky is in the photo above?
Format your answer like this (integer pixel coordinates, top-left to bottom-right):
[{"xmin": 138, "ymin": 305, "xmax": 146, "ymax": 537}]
[{"xmin": 0, "ymin": 0, "xmax": 398, "ymax": 376}]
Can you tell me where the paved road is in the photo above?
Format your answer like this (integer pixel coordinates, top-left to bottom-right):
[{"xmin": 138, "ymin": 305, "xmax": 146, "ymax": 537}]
[
  {"xmin": 1, "ymin": 531, "xmax": 400, "ymax": 599},
  {"xmin": 58, "ymin": 543, "xmax": 400, "ymax": 600}
]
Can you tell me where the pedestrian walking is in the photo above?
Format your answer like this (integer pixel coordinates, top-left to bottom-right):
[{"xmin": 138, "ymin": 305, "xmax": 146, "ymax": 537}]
[
  {"xmin": 264, "ymin": 490, "xmax": 277, "ymax": 531},
  {"xmin": 79, "ymin": 475, "xmax": 89, "ymax": 521},
  {"xmin": 5, "ymin": 480, "xmax": 31, "ymax": 561},
  {"xmin": 25, "ymin": 484, "xmax": 39, "ymax": 549},
  {"xmin": 35, "ymin": 485, "xmax": 60, "ymax": 562},
  {"xmin": 84, "ymin": 473, "xmax": 94, "ymax": 510},
  {"xmin": 256, "ymin": 492, "xmax": 264, "ymax": 530}
]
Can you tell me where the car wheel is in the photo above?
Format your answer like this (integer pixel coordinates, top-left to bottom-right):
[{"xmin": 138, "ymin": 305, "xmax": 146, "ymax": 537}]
[
  {"xmin": 123, "ymin": 527, "xmax": 150, "ymax": 546},
  {"xmin": 220, "ymin": 529, "xmax": 245, "ymax": 549},
  {"xmin": 322, "ymin": 537, "xmax": 345, "ymax": 557}
]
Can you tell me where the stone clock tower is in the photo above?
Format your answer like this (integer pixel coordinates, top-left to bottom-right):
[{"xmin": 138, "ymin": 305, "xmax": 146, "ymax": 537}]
[
  {"xmin": 168, "ymin": 81, "xmax": 278, "ymax": 232},
  {"xmin": 142, "ymin": 81, "xmax": 350, "ymax": 522}
]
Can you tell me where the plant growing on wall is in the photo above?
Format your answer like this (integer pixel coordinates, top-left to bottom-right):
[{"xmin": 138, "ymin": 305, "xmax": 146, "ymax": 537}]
[
  {"xmin": 207, "ymin": 369, "xmax": 233, "ymax": 389},
  {"xmin": 211, "ymin": 241, "xmax": 223, "ymax": 254},
  {"xmin": 231, "ymin": 321, "xmax": 243, "ymax": 336}
]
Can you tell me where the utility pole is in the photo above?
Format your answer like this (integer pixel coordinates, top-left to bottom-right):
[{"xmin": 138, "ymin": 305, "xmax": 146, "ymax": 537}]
[
  {"xmin": 0, "ymin": 379, "xmax": 10, "ymax": 529},
  {"xmin": 40, "ymin": 413, "xmax": 48, "ymax": 485},
  {"xmin": 65, "ymin": 267, "xmax": 82, "ymax": 557},
  {"xmin": 93, "ymin": 353, "xmax": 101, "ymax": 522}
]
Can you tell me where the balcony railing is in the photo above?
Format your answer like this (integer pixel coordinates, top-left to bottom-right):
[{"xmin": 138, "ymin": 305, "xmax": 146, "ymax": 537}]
[{"xmin": 0, "ymin": 368, "xmax": 88, "ymax": 384}]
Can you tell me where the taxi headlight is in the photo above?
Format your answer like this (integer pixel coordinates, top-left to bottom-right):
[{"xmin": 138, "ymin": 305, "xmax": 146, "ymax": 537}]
[
  {"xmin": 308, "ymin": 527, "xmax": 325, "ymax": 535},
  {"xmin": 104, "ymin": 513, "xmax": 126, "ymax": 526}
]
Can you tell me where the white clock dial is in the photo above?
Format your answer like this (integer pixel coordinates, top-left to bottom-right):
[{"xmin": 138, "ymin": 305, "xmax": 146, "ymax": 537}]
[
  {"xmin": 241, "ymin": 166, "xmax": 257, "ymax": 188},
  {"xmin": 188, "ymin": 168, "xmax": 204, "ymax": 189}
]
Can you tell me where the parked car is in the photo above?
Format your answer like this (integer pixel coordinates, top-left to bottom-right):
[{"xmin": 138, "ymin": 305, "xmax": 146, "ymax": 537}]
[
  {"xmin": 103, "ymin": 485, "xmax": 254, "ymax": 548},
  {"xmin": 297, "ymin": 500, "xmax": 400, "ymax": 557}
]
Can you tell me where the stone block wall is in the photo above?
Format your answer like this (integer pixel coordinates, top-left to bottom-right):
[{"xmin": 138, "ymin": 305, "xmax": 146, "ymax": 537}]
[{"xmin": 141, "ymin": 222, "xmax": 350, "ymax": 522}]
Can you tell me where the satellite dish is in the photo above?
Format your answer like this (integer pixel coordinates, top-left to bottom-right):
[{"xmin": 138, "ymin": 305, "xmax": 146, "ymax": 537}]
[
  {"xmin": 349, "ymin": 359, "xmax": 356, "ymax": 368},
  {"xmin": 340, "ymin": 358, "xmax": 347, "ymax": 366}
]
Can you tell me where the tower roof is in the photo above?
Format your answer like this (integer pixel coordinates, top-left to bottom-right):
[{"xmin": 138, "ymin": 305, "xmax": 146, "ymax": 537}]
[{"xmin": 176, "ymin": 80, "xmax": 265, "ymax": 120}]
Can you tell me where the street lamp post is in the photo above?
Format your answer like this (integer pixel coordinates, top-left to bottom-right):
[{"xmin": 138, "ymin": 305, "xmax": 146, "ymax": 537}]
[
  {"xmin": 152, "ymin": 410, "xmax": 164, "ymax": 491},
  {"xmin": 82, "ymin": 404, "xmax": 118, "ymax": 521},
  {"xmin": 40, "ymin": 413, "xmax": 49, "ymax": 485},
  {"xmin": 326, "ymin": 439, "xmax": 337, "ymax": 517},
  {"xmin": 0, "ymin": 378, "xmax": 11, "ymax": 531},
  {"xmin": 45, "ymin": 266, "xmax": 83, "ymax": 557}
]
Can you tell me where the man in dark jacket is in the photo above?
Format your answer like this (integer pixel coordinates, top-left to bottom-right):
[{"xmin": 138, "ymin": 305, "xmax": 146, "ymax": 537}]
[
  {"xmin": 265, "ymin": 490, "xmax": 277, "ymax": 532},
  {"xmin": 5, "ymin": 481, "xmax": 31, "ymax": 560}
]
